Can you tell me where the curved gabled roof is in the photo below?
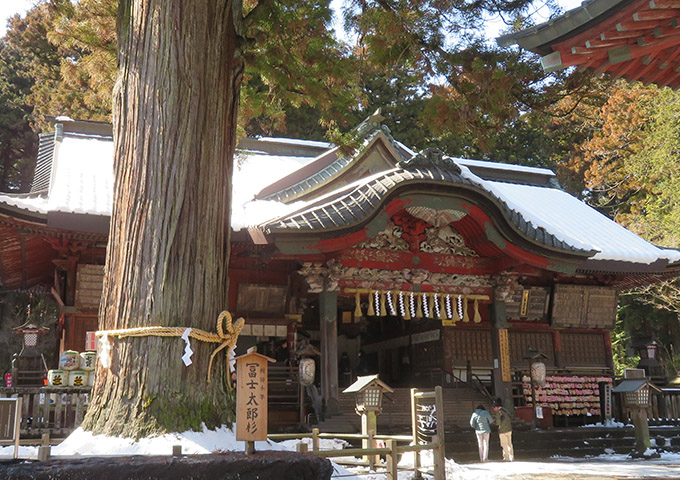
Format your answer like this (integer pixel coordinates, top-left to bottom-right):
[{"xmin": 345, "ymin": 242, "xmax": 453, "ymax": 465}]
[
  {"xmin": 256, "ymin": 129, "xmax": 413, "ymax": 204},
  {"xmin": 262, "ymin": 154, "xmax": 588, "ymax": 256},
  {"xmin": 262, "ymin": 152, "xmax": 680, "ymax": 266}
]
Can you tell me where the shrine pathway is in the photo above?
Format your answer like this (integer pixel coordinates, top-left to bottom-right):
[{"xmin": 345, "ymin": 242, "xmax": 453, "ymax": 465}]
[{"xmin": 461, "ymin": 458, "xmax": 680, "ymax": 479}]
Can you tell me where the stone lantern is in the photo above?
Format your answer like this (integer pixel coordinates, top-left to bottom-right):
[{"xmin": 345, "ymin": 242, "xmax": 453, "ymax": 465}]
[
  {"xmin": 343, "ymin": 375, "xmax": 393, "ymax": 463},
  {"xmin": 637, "ymin": 340, "xmax": 664, "ymax": 381},
  {"xmin": 613, "ymin": 371, "xmax": 662, "ymax": 455}
]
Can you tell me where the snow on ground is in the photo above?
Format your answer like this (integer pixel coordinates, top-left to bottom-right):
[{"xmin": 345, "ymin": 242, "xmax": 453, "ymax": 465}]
[{"xmin": 3, "ymin": 425, "xmax": 680, "ymax": 479}]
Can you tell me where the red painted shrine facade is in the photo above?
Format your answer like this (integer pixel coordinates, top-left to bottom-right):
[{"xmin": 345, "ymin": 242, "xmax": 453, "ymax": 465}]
[{"xmin": 1, "ymin": 116, "xmax": 678, "ymax": 426}]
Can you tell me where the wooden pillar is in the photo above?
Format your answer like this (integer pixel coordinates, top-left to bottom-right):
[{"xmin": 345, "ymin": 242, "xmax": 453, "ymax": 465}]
[
  {"xmin": 632, "ymin": 407, "xmax": 651, "ymax": 452},
  {"xmin": 320, "ymin": 290, "xmax": 339, "ymax": 414},
  {"xmin": 603, "ymin": 331, "xmax": 614, "ymax": 370},
  {"xmin": 490, "ymin": 299, "xmax": 511, "ymax": 402},
  {"xmin": 552, "ymin": 330, "xmax": 562, "ymax": 368}
]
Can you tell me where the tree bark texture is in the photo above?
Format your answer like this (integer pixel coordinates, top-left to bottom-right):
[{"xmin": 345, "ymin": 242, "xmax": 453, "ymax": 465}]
[{"xmin": 82, "ymin": 0, "xmax": 243, "ymax": 437}]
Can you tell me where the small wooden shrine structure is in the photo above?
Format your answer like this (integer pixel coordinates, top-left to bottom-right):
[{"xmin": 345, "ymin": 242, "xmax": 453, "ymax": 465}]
[
  {"xmin": 1, "ymin": 114, "xmax": 679, "ymax": 427},
  {"xmin": 497, "ymin": 0, "xmax": 680, "ymax": 88}
]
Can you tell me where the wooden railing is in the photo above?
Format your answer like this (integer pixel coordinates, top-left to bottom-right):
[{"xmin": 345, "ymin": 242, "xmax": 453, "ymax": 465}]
[
  {"xmin": 613, "ymin": 389, "xmax": 680, "ymax": 424},
  {"xmin": 268, "ymin": 428, "xmax": 446, "ymax": 480},
  {"xmin": 0, "ymin": 387, "xmax": 91, "ymax": 437}
]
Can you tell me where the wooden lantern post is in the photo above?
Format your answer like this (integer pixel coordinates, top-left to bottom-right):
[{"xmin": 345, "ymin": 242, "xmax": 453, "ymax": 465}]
[
  {"xmin": 613, "ymin": 374, "xmax": 661, "ymax": 455},
  {"xmin": 235, "ymin": 347, "xmax": 275, "ymax": 454},
  {"xmin": 343, "ymin": 374, "xmax": 394, "ymax": 468}
]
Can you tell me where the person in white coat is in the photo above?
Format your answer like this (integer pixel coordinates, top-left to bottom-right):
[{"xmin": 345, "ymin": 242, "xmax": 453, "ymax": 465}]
[{"xmin": 469, "ymin": 404, "xmax": 493, "ymax": 462}]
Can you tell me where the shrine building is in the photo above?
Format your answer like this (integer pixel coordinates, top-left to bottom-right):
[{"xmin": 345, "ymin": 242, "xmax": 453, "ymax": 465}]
[{"xmin": 1, "ymin": 114, "xmax": 678, "ymax": 429}]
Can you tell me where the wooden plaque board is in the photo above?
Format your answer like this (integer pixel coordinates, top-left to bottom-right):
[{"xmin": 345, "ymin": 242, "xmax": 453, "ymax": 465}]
[
  {"xmin": 0, "ymin": 398, "xmax": 22, "ymax": 458},
  {"xmin": 236, "ymin": 353, "xmax": 269, "ymax": 442},
  {"xmin": 498, "ymin": 328, "xmax": 511, "ymax": 383}
]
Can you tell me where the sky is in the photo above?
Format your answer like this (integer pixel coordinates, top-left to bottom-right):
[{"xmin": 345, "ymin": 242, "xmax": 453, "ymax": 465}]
[{"xmin": 0, "ymin": 0, "xmax": 34, "ymax": 37}]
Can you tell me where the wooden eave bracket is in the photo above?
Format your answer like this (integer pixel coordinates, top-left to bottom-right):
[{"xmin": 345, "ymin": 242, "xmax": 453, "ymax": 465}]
[
  {"xmin": 650, "ymin": 0, "xmax": 680, "ymax": 9},
  {"xmin": 541, "ymin": 51, "xmax": 564, "ymax": 72},
  {"xmin": 248, "ymin": 227, "xmax": 269, "ymax": 245}
]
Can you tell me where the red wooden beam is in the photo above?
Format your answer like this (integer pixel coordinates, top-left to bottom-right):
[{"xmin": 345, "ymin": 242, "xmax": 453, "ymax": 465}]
[
  {"xmin": 633, "ymin": 8, "xmax": 680, "ymax": 20},
  {"xmin": 642, "ymin": 62, "xmax": 677, "ymax": 83},
  {"xmin": 654, "ymin": 43, "xmax": 680, "ymax": 66},
  {"xmin": 552, "ymin": 0, "xmax": 652, "ymax": 50},
  {"xmin": 635, "ymin": 56, "xmax": 663, "ymax": 78},
  {"xmin": 607, "ymin": 57, "xmax": 642, "ymax": 77},
  {"xmin": 608, "ymin": 32, "xmax": 680, "ymax": 63},
  {"xmin": 601, "ymin": 29, "xmax": 647, "ymax": 40},
  {"xmin": 649, "ymin": 0, "xmax": 680, "ymax": 9},
  {"xmin": 541, "ymin": 49, "xmax": 607, "ymax": 71},
  {"xmin": 617, "ymin": 19, "xmax": 670, "ymax": 30},
  {"xmin": 585, "ymin": 38, "xmax": 630, "ymax": 48}
]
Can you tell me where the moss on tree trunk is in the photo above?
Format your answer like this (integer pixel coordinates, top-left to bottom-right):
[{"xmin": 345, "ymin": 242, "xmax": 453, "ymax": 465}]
[{"xmin": 81, "ymin": 0, "xmax": 244, "ymax": 437}]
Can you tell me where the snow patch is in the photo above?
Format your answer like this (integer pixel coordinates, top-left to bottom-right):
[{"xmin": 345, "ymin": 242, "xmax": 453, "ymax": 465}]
[{"xmin": 580, "ymin": 419, "xmax": 629, "ymax": 428}]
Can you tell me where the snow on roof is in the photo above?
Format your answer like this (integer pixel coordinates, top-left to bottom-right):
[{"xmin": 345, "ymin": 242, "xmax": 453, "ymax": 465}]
[
  {"xmin": 231, "ymin": 150, "xmax": 317, "ymax": 230},
  {"xmin": 458, "ymin": 165, "xmax": 680, "ymax": 264},
  {"xmin": 254, "ymin": 137, "xmax": 334, "ymax": 149},
  {"xmin": 3, "ymin": 126, "xmax": 680, "ymax": 266},
  {"xmin": 0, "ymin": 133, "xmax": 319, "ymax": 230},
  {"xmin": 0, "ymin": 193, "xmax": 49, "ymax": 214},
  {"xmin": 46, "ymin": 134, "xmax": 113, "ymax": 216},
  {"xmin": 454, "ymin": 157, "xmax": 555, "ymax": 177}
]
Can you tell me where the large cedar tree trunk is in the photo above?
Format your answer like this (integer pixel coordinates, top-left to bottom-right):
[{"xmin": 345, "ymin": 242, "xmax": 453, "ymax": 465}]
[{"xmin": 82, "ymin": 0, "xmax": 243, "ymax": 437}]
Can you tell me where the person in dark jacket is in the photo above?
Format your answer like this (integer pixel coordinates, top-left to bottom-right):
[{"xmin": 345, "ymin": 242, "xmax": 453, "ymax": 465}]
[
  {"xmin": 469, "ymin": 404, "xmax": 493, "ymax": 462},
  {"xmin": 493, "ymin": 398, "xmax": 514, "ymax": 461}
]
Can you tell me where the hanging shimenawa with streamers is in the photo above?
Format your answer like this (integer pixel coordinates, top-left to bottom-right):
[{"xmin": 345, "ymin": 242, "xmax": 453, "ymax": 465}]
[
  {"xmin": 347, "ymin": 289, "xmax": 488, "ymax": 323},
  {"xmin": 387, "ymin": 290, "xmax": 397, "ymax": 316}
]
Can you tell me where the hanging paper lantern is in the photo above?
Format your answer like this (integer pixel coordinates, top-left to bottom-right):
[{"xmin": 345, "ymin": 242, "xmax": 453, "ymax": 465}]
[
  {"xmin": 299, "ymin": 357, "xmax": 316, "ymax": 386},
  {"xmin": 531, "ymin": 361, "xmax": 547, "ymax": 387}
]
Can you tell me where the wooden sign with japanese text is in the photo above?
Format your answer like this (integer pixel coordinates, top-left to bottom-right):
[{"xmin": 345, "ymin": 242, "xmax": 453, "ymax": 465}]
[
  {"xmin": 0, "ymin": 398, "xmax": 22, "ymax": 458},
  {"xmin": 498, "ymin": 328, "xmax": 511, "ymax": 383},
  {"xmin": 236, "ymin": 351, "xmax": 272, "ymax": 442}
]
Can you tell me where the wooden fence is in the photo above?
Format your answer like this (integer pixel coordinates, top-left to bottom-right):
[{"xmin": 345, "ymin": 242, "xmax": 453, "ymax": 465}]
[
  {"xmin": 0, "ymin": 387, "xmax": 91, "ymax": 438},
  {"xmin": 268, "ymin": 429, "xmax": 446, "ymax": 480},
  {"xmin": 267, "ymin": 387, "xmax": 446, "ymax": 479}
]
